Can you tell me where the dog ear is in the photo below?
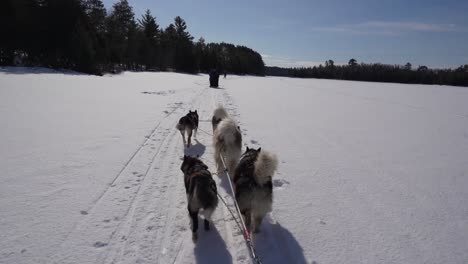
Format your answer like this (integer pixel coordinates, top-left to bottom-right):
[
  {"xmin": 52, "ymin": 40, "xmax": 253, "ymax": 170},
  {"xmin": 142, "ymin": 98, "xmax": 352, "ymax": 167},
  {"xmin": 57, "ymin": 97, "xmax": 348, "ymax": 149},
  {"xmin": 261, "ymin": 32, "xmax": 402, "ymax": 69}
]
[
  {"xmin": 195, "ymin": 110, "xmax": 197, "ymax": 113},
  {"xmin": 257, "ymin": 147, "xmax": 261, "ymax": 152},
  {"xmin": 246, "ymin": 146, "xmax": 250, "ymax": 152}
]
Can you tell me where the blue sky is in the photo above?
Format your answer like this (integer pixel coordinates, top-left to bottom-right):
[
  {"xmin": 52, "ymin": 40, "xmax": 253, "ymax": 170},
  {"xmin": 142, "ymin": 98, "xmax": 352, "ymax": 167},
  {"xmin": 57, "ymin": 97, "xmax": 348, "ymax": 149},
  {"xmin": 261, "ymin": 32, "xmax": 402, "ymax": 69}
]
[{"xmin": 103, "ymin": 0, "xmax": 468, "ymax": 68}]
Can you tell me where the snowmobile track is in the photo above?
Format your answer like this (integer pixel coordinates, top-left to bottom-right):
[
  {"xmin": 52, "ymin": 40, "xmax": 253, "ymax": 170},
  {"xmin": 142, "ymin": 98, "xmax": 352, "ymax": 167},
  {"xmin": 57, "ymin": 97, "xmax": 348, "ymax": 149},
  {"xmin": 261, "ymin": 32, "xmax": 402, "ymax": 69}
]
[{"xmin": 52, "ymin": 86, "xmax": 208, "ymax": 264}]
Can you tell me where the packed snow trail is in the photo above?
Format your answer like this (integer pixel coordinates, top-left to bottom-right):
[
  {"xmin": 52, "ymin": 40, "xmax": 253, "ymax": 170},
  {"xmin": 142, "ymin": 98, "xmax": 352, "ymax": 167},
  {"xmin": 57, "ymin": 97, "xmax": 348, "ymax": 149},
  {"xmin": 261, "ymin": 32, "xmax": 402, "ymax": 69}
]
[{"xmin": 51, "ymin": 81, "xmax": 261, "ymax": 264}]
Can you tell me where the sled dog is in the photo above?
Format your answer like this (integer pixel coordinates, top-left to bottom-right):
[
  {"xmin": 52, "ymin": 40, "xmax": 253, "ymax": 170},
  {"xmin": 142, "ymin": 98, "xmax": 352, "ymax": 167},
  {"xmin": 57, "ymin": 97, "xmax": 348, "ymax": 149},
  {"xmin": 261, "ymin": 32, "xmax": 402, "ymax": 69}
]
[
  {"xmin": 234, "ymin": 147, "xmax": 278, "ymax": 233},
  {"xmin": 212, "ymin": 105, "xmax": 242, "ymax": 176},
  {"xmin": 176, "ymin": 110, "xmax": 199, "ymax": 147},
  {"xmin": 180, "ymin": 155, "xmax": 218, "ymax": 242}
]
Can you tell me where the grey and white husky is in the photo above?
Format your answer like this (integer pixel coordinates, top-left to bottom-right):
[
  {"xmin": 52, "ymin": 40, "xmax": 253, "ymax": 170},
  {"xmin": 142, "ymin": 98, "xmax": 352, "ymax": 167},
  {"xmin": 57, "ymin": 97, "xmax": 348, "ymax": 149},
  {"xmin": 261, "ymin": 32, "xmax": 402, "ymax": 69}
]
[
  {"xmin": 234, "ymin": 147, "xmax": 278, "ymax": 233},
  {"xmin": 176, "ymin": 110, "xmax": 199, "ymax": 147},
  {"xmin": 212, "ymin": 105, "xmax": 242, "ymax": 177},
  {"xmin": 180, "ymin": 155, "xmax": 218, "ymax": 242}
]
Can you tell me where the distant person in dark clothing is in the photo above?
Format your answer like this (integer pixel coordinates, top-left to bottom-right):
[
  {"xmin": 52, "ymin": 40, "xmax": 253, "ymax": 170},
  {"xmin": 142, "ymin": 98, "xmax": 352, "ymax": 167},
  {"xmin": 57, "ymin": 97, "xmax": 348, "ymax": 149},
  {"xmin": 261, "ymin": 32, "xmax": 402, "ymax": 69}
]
[
  {"xmin": 224, "ymin": 71, "xmax": 227, "ymax": 79},
  {"xmin": 209, "ymin": 69, "xmax": 220, "ymax": 88}
]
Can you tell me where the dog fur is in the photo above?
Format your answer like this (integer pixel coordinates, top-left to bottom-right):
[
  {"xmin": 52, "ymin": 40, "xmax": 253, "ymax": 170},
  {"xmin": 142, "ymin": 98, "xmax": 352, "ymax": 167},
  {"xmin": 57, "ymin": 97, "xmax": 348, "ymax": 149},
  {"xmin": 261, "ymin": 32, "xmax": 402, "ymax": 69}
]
[
  {"xmin": 212, "ymin": 105, "xmax": 242, "ymax": 177},
  {"xmin": 233, "ymin": 147, "xmax": 278, "ymax": 233},
  {"xmin": 180, "ymin": 155, "xmax": 218, "ymax": 242},
  {"xmin": 212, "ymin": 105, "xmax": 228, "ymax": 132},
  {"xmin": 176, "ymin": 110, "xmax": 199, "ymax": 147}
]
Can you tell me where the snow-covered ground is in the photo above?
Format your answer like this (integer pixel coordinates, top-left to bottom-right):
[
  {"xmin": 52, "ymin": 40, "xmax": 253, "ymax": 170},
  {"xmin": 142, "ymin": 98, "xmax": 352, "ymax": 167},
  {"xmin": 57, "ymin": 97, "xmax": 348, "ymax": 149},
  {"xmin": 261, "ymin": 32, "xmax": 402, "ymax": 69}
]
[{"xmin": 1, "ymin": 67, "xmax": 467, "ymax": 264}]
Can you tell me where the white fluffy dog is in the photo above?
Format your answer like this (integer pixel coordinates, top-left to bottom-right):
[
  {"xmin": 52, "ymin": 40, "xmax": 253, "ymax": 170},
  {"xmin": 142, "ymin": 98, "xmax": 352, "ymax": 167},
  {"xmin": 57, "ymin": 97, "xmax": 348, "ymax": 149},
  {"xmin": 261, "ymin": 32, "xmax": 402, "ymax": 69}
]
[{"xmin": 212, "ymin": 105, "xmax": 242, "ymax": 177}]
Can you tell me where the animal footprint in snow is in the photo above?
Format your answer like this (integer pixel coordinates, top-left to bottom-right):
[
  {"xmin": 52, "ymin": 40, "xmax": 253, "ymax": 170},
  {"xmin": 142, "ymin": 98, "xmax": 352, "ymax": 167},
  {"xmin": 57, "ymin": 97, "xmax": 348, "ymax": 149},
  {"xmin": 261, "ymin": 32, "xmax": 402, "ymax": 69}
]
[
  {"xmin": 93, "ymin": 241, "xmax": 108, "ymax": 248},
  {"xmin": 318, "ymin": 219, "xmax": 326, "ymax": 225},
  {"xmin": 273, "ymin": 179, "xmax": 290, "ymax": 188}
]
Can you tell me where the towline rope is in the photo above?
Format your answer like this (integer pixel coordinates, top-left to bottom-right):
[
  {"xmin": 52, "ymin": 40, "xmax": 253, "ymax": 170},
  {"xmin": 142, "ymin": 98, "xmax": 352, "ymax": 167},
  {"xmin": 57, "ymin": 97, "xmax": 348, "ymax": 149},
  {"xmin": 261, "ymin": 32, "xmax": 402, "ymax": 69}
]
[
  {"xmin": 219, "ymin": 154, "xmax": 262, "ymax": 264},
  {"xmin": 196, "ymin": 127, "xmax": 213, "ymax": 136}
]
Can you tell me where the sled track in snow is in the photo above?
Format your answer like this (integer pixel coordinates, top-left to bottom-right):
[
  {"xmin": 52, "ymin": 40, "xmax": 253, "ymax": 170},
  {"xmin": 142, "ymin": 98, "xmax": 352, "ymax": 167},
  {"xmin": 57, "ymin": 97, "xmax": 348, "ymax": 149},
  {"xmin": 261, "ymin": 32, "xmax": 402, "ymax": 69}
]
[
  {"xmin": 52, "ymin": 86, "xmax": 209, "ymax": 263},
  {"xmin": 86, "ymin": 87, "xmax": 209, "ymax": 215},
  {"xmin": 52, "ymin": 83, "xmax": 301, "ymax": 264}
]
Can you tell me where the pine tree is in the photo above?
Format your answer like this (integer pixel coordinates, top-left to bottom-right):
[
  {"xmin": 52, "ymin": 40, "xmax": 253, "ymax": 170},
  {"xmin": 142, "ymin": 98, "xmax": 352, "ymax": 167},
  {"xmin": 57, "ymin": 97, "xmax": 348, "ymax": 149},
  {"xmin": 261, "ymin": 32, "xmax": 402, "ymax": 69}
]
[
  {"xmin": 173, "ymin": 16, "xmax": 195, "ymax": 72},
  {"xmin": 0, "ymin": 0, "xmax": 16, "ymax": 65},
  {"xmin": 83, "ymin": 0, "xmax": 106, "ymax": 33},
  {"xmin": 194, "ymin": 37, "xmax": 206, "ymax": 72},
  {"xmin": 404, "ymin": 62, "xmax": 412, "ymax": 70},
  {"xmin": 161, "ymin": 24, "xmax": 177, "ymax": 69},
  {"xmin": 106, "ymin": 0, "xmax": 136, "ymax": 70},
  {"xmin": 174, "ymin": 16, "xmax": 193, "ymax": 41},
  {"xmin": 138, "ymin": 9, "xmax": 160, "ymax": 70},
  {"xmin": 82, "ymin": 0, "xmax": 107, "ymax": 71}
]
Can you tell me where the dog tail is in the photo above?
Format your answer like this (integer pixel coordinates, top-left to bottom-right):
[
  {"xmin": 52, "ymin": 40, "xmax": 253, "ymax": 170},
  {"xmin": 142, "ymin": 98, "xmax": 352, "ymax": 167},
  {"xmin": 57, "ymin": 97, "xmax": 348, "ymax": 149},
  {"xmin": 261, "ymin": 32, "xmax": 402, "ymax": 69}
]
[
  {"xmin": 254, "ymin": 150, "xmax": 278, "ymax": 185},
  {"xmin": 213, "ymin": 105, "xmax": 229, "ymax": 120}
]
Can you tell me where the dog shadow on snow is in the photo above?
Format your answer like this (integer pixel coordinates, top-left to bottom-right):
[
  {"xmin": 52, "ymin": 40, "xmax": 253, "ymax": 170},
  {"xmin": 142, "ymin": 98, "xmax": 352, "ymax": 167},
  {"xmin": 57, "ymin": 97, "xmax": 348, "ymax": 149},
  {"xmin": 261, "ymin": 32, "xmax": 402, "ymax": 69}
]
[
  {"xmin": 184, "ymin": 139, "xmax": 206, "ymax": 157},
  {"xmin": 194, "ymin": 225, "xmax": 233, "ymax": 264},
  {"xmin": 253, "ymin": 217, "xmax": 311, "ymax": 264}
]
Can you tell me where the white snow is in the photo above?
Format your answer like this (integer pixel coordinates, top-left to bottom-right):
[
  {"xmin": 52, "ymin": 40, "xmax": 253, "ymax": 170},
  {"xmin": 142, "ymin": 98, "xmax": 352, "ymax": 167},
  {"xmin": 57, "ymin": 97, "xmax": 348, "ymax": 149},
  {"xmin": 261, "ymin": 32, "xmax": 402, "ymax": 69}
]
[{"xmin": 1, "ymin": 67, "xmax": 468, "ymax": 264}]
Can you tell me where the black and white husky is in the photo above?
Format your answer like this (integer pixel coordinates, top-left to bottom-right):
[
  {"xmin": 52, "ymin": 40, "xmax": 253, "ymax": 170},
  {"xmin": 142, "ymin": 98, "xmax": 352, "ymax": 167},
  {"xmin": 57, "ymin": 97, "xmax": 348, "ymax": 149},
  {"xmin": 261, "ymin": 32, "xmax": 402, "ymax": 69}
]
[
  {"xmin": 234, "ymin": 147, "xmax": 278, "ymax": 233},
  {"xmin": 212, "ymin": 105, "xmax": 242, "ymax": 177},
  {"xmin": 180, "ymin": 155, "xmax": 218, "ymax": 242},
  {"xmin": 176, "ymin": 110, "xmax": 199, "ymax": 147}
]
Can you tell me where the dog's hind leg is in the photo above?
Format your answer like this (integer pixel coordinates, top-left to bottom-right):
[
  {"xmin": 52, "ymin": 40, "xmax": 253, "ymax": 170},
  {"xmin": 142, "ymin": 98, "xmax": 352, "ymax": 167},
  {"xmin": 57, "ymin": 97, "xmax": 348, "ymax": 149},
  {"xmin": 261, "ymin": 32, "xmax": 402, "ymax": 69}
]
[
  {"xmin": 202, "ymin": 208, "xmax": 214, "ymax": 231},
  {"xmin": 179, "ymin": 130, "xmax": 186, "ymax": 146},
  {"xmin": 228, "ymin": 159, "xmax": 238, "ymax": 178},
  {"xmin": 188, "ymin": 209, "xmax": 199, "ymax": 243},
  {"xmin": 187, "ymin": 129, "xmax": 193, "ymax": 147},
  {"xmin": 253, "ymin": 213, "xmax": 264, "ymax": 233},
  {"xmin": 242, "ymin": 209, "xmax": 252, "ymax": 232},
  {"xmin": 214, "ymin": 146, "xmax": 222, "ymax": 175}
]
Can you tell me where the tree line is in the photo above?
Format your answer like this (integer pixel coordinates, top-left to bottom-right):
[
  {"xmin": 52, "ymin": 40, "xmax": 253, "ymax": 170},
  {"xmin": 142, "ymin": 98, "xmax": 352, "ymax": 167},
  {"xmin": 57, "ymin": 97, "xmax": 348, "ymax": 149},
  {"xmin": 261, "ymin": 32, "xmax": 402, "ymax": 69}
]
[
  {"xmin": 0, "ymin": 0, "xmax": 265, "ymax": 75},
  {"xmin": 266, "ymin": 59, "xmax": 468, "ymax": 87}
]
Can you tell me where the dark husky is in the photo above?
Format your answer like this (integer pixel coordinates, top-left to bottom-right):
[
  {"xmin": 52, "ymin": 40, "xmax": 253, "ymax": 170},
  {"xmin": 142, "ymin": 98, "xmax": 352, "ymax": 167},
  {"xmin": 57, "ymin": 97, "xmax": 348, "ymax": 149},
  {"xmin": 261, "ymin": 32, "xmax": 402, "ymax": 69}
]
[
  {"xmin": 176, "ymin": 110, "xmax": 199, "ymax": 147},
  {"xmin": 234, "ymin": 147, "xmax": 278, "ymax": 233},
  {"xmin": 180, "ymin": 155, "xmax": 218, "ymax": 242}
]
